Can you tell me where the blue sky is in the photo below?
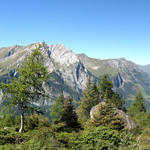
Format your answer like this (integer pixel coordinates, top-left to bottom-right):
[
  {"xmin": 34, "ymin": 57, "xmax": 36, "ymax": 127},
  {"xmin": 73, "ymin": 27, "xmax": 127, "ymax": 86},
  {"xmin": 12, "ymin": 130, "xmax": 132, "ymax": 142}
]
[{"xmin": 0, "ymin": 0, "xmax": 150, "ymax": 65}]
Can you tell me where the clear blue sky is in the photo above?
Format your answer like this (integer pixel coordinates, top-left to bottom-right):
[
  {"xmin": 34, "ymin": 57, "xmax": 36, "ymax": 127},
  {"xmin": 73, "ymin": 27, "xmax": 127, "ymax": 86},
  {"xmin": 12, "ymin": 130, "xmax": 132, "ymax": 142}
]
[{"xmin": 0, "ymin": 0, "xmax": 150, "ymax": 65}]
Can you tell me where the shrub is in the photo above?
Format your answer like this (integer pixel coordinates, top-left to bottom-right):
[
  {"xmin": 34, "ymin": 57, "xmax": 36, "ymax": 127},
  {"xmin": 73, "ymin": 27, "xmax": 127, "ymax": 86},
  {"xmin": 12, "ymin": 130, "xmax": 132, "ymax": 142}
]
[
  {"xmin": 0, "ymin": 129, "xmax": 23, "ymax": 145},
  {"xmin": 25, "ymin": 114, "xmax": 50, "ymax": 130},
  {"xmin": 56, "ymin": 126, "xmax": 136, "ymax": 150}
]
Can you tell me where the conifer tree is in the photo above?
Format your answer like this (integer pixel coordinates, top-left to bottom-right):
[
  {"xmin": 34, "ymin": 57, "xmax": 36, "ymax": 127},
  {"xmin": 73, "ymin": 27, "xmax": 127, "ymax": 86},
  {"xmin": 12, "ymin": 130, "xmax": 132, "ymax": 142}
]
[
  {"xmin": 61, "ymin": 97, "xmax": 79, "ymax": 128},
  {"xmin": 92, "ymin": 103, "xmax": 125, "ymax": 131},
  {"xmin": 98, "ymin": 74, "xmax": 113, "ymax": 99},
  {"xmin": 128, "ymin": 91, "xmax": 146, "ymax": 116},
  {"xmin": 50, "ymin": 93, "xmax": 64, "ymax": 124},
  {"xmin": 111, "ymin": 92, "xmax": 125, "ymax": 109},
  {"xmin": 77, "ymin": 77, "xmax": 100, "ymax": 123},
  {"xmin": 0, "ymin": 45, "xmax": 48, "ymax": 133},
  {"xmin": 99, "ymin": 74, "xmax": 124, "ymax": 109}
]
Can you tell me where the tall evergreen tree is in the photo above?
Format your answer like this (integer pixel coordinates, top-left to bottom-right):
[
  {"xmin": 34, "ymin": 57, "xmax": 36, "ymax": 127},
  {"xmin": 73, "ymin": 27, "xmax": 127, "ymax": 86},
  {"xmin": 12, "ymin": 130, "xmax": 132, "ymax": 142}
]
[
  {"xmin": 111, "ymin": 92, "xmax": 125, "ymax": 109},
  {"xmin": 99, "ymin": 74, "xmax": 124, "ymax": 109},
  {"xmin": 98, "ymin": 74, "xmax": 113, "ymax": 99},
  {"xmin": 128, "ymin": 91, "xmax": 146, "ymax": 116},
  {"xmin": 61, "ymin": 97, "xmax": 79, "ymax": 128},
  {"xmin": 0, "ymin": 45, "xmax": 48, "ymax": 133},
  {"xmin": 77, "ymin": 77, "xmax": 100, "ymax": 123},
  {"xmin": 50, "ymin": 93, "xmax": 64, "ymax": 124}
]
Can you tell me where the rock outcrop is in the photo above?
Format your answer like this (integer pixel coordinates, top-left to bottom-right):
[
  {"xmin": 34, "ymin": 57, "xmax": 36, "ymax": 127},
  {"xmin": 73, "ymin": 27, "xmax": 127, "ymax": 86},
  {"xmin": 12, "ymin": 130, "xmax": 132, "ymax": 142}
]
[
  {"xmin": 90, "ymin": 102, "xmax": 136, "ymax": 130},
  {"xmin": 114, "ymin": 72, "xmax": 123, "ymax": 88}
]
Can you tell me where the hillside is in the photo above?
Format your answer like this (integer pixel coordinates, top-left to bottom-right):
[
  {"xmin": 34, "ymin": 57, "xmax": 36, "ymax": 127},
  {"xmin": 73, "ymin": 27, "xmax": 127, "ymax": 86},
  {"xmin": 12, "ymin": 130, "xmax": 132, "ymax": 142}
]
[
  {"xmin": 0, "ymin": 42, "xmax": 150, "ymax": 108},
  {"xmin": 138, "ymin": 64, "xmax": 150, "ymax": 75}
]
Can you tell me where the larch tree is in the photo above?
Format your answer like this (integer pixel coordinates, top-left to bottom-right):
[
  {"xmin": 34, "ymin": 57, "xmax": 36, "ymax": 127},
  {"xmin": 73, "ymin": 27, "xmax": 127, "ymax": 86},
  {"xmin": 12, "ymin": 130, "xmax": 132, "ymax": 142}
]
[
  {"xmin": 0, "ymin": 46, "xmax": 48, "ymax": 133},
  {"xmin": 50, "ymin": 93, "xmax": 64, "ymax": 124},
  {"xmin": 128, "ymin": 91, "xmax": 146, "ymax": 117}
]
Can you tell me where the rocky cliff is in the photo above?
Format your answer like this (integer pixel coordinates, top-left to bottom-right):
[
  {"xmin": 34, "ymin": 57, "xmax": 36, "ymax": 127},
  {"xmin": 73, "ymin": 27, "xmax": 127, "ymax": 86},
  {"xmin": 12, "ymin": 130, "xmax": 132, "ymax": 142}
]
[{"xmin": 0, "ymin": 42, "xmax": 150, "ymax": 108}]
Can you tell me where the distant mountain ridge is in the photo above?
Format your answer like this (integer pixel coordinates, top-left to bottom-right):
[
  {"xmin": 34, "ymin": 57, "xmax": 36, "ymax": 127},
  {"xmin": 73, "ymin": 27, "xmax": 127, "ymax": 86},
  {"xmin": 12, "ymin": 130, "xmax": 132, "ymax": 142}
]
[
  {"xmin": 138, "ymin": 64, "xmax": 150, "ymax": 75},
  {"xmin": 0, "ymin": 42, "xmax": 150, "ymax": 109}
]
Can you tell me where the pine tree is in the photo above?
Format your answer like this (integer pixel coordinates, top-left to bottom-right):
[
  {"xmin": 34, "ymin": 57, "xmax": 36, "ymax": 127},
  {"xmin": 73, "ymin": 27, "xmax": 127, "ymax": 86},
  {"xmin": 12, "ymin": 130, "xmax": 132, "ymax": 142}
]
[
  {"xmin": 98, "ymin": 74, "xmax": 113, "ymax": 99},
  {"xmin": 92, "ymin": 103, "xmax": 125, "ymax": 131},
  {"xmin": 128, "ymin": 91, "xmax": 146, "ymax": 116},
  {"xmin": 99, "ymin": 74, "xmax": 124, "ymax": 109},
  {"xmin": 0, "ymin": 45, "xmax": 48, "ymax": 133},
  {"xmin": 61, "ymin": 97, "xmax": 79, "ymax": 128},
  {"xmin": 77, "ymin": 77, "xmax": 100, "ymax": 123},
  {"xmin": 111, "ymin": 92, "xmax": 125, "ymax": 109},
  {"xmin": 50, "ymin": 93, "xmax": 64, "ymax": 124}
]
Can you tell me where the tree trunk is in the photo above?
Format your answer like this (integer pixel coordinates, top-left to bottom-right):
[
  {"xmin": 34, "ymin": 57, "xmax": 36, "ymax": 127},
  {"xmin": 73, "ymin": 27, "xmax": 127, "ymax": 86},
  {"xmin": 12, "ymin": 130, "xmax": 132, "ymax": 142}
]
[{"xmin": 19, "ymin": 107, "xmax": 24, "ymax": 133}]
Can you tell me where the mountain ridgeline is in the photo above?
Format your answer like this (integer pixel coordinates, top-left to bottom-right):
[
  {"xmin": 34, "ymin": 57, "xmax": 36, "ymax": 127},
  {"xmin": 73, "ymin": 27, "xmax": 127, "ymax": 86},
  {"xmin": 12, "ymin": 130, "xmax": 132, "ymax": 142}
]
[{"xmin": 0, "ymin": 42, "xmax": 150, "ymax": 108}]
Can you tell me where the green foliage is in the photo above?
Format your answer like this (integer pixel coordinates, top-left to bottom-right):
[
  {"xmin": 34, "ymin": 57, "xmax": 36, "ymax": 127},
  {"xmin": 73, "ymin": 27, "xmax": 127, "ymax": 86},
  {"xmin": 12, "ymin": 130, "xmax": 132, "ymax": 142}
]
[
  {"xmin": 138, "ymin": 126, "xmax": 150, "ymax": 149},
  {"xmin": 25, "ymin": 114, "xmax": 50, "ymax": 130},
  {"xmin": 98, "ymin": 74, "xmax": 113, "ymax": 99},
  {"xmin": 128, "ymin": 91, "xmax": 146, "ymax": 117},
  {"xmin": 0, "ymin": 46, "xmax": 49, "ymax": 132},
  {"xmin": 130, "ymin": 112, "xmax": 150, "ymax": 129},
  {"xmin": 77, "ymin": 77, "xmax": 100, "ymax": 123},
  {"xmin": 0, "ymin": 122, "xmax": 137, "ymax": 150},
  {"xmin": 111, "ymin": 92, "xmax": 125, "ymax": 109},
  {"xmin": 1, "ymin": 114, "xmax": 15, "ymax": 127},
  {"xmin": 50, "ymin": 93, "xmax": 64, "ymax": 124},
  {"xmin": 56, "ymin": 126, "xmax": 136, "ymax": 150},
  {"xmin": 61, "ymin": 97, "xmax": 79, "ymax": 128},
  {"xmin": 98, "ymin": 74, "xmax": 124, "ymax": 109},
  {"xmin": 0, "ymin": 129, "xmax": 23, "ymax": 145},
  {"xmin": 24, "ymin": 128, "xmax": 61, "ymax": 150},
  {"xmin": 92, "ymin": 103, "xmax": 125, "ymax": 131}
]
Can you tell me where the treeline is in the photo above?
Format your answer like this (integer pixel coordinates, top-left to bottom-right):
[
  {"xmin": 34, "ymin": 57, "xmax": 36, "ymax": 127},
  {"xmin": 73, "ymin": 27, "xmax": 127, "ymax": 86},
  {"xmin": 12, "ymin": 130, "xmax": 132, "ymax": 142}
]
[{"xmin": 0, "ymin": 45, "xmax": 150, "ymax": 149}]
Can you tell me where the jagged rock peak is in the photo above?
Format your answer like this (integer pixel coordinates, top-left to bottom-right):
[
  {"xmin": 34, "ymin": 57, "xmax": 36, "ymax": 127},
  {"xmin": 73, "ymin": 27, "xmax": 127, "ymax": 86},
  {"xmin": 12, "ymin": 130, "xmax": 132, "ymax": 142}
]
[{"xmin": 49, "ymin": 44, "xmax": 79, "ymax": 66}]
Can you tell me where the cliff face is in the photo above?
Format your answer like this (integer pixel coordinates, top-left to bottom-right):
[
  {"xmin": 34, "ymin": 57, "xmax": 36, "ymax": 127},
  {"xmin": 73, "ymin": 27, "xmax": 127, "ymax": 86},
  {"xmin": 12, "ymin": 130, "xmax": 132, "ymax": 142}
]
[
  {"xmin": 0, "ymin": 42, "xmax": 150, "ymax": 107},
  {"xmin": 114, "ymin": 72, "xmax": 123, "ymax": 88},
  {"xmin": 0, "ymin": 42, "xmax": 91, "ymax": 105},
  {"xmin": 78, "ymin": 54, "xmax": 150, "ymax": 103}
]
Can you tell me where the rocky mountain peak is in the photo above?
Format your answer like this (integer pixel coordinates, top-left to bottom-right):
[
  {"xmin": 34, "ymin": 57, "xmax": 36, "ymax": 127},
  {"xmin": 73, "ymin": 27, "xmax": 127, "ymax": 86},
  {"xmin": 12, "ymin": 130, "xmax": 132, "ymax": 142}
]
[
  {"xmin": 49, "ymin": 44, "xmax": 79, "ymax": 66},
  {"xmin": 0, "ymin": 42, "xmax": 150, "ymax": 108}
]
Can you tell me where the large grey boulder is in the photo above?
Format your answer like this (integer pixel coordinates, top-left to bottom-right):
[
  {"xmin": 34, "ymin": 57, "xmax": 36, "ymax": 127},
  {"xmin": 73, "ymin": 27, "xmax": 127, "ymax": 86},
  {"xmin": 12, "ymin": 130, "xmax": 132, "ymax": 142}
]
[{"xmin": 90, "ymin": 102, "xmax": 136, "ymax": 130}]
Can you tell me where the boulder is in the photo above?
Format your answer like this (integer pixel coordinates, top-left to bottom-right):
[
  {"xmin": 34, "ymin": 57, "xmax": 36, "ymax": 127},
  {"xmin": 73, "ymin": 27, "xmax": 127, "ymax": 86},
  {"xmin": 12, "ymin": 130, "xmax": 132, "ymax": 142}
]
[{"xmin": 90, "ymin": 102, "xmax": 136, "ymax": 130}]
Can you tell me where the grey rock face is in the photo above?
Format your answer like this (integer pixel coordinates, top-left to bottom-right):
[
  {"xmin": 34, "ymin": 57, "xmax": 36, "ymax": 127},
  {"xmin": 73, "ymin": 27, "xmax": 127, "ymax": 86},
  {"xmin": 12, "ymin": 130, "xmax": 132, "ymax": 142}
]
[
  {"xmin": 90, "ymin": 102, "xmax": 136, "ymax": 130},
  {"xmin": 0, "ymin": 42, "xmax": 150, "ymax": 107},
  {"xmin": 0, "ymin": 42, "xmax": 90, "ymax": 105},
  {"xmin": 114, "ymin": 72, "xmax": 123, "ymax": 88}
]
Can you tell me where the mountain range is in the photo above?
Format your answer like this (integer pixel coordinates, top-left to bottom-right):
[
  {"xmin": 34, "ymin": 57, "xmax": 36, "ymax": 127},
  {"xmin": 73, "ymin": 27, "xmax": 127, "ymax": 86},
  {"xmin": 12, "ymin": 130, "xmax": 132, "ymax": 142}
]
[{"xmin": 0, "ymin": 42, "xmax": 150, "ymax": 108}]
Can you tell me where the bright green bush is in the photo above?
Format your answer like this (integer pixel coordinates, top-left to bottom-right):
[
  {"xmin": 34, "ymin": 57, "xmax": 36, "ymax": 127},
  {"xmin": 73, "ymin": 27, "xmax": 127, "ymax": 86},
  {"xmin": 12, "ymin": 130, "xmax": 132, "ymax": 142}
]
[
  {"xmin": 0, "ymin": 125, "xmax": 137, "ymax": 150},
  {"xmin": 1, "ymin": 114, "xmax": 15, "ymax": 127},
  {"xmin": 25, "ymin": 114, "xmax": 50, "ymax": 130},
  {"xmin": 24, "ymin": 128, "xmax": 61, "ymax": 150},
  {"xmin": 56, "ymin": 126, "xmax": 136, "ymax": 150}
]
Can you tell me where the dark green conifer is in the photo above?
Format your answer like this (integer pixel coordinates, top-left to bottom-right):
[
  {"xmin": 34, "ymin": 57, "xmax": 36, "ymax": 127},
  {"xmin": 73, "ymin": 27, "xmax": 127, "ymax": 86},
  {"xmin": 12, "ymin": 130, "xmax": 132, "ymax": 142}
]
[
  {"xmin": 77, "ymin": 77, "xmax": 100, "ymax": 123},
  {"xmin": 98, "ymin": 74, "xmax": 113, "ymax": 99},
  {"xmin": 92, "ymin": 103, "xmax": 125, "ymax": 131},
  {"xmin": 61, "ymin": 97, "xmax": 79, "ymax": 128}
]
